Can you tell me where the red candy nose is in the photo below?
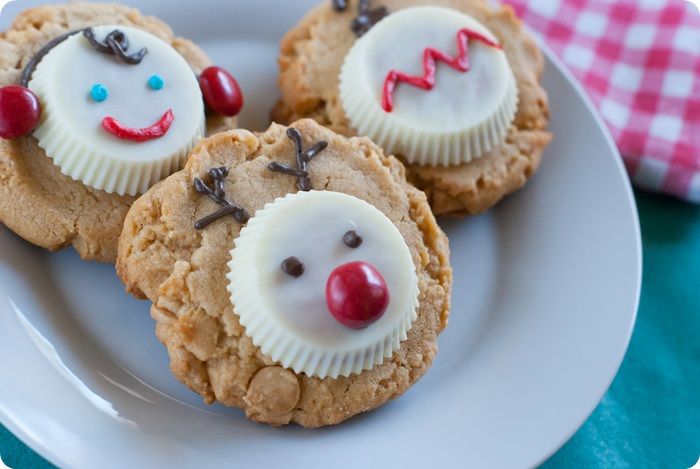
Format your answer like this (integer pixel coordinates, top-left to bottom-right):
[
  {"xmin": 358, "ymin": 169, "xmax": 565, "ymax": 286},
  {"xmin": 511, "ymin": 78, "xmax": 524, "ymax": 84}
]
[
  {"xmin": 0, "ymin": 85, "xmax": 41, "ymax": 139},
  {"xmin": 199, "ymin": 66, "xmax": 244, "ymax": 117},
  {"xmin": 326, "ymin": 261, "xmax": 390, "ymax": 329}
]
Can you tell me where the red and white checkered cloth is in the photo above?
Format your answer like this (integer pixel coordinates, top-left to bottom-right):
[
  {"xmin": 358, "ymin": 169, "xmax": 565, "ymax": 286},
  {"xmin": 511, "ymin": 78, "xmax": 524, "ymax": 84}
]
[{"xmin": 503, "ymin": 0, "xmax": 700, "ymax": 203}]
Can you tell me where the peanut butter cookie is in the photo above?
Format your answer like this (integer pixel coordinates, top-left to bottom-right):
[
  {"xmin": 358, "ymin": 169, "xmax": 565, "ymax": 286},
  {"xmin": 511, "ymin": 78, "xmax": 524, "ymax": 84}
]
[
  {"xmin": 117, "ymin": 119, "xmax": 452, "ymax": 427},
  {"xmin": 0, "ymin": 3, "xmax": 240, "ymax": 262},
  {"xmin": 272, "ymin": 0, "xmax": 552, "ymax": 216}
]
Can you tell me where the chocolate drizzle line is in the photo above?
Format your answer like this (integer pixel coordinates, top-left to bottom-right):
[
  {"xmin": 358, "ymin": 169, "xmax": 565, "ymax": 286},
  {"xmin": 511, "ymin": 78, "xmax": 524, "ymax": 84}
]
[
  {"xmin": 331, "ymin": 0, "xmax": 348, "ymax": 10},
  {"xmin": 332, "ymin": 0, "xmax": 388, "ymax": 37},
  {"xmin": 20, "ymin": 30, "xmax": 82, "ymax": 87},
  {"xmin": 193, "ymin": 167, "xmax": 249, "ymax": 230},
  {"xmin": 268, "ymin": 128, "xmax": 328, "ymax": 191},
  {"xmin": 82, "ymin": 28, "xmax": 147, "ymax": 65},
  {"xmin": 20, "ymin": 27, "xmax": 147, "ymax": 88}
]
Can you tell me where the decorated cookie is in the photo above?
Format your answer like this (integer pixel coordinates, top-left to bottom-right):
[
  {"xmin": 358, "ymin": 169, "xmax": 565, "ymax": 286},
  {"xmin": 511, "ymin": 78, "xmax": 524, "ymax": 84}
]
[
  {"xmin": 117, "ymin": 119, "xmax": 452, "ymax": 426},
  {"xmin": 273, "ymin": 0, "xmax": 552, "ymax": 215},
  {"xmin": 0, "ymin": 3, "xmax": 241, "ymax": 262}
]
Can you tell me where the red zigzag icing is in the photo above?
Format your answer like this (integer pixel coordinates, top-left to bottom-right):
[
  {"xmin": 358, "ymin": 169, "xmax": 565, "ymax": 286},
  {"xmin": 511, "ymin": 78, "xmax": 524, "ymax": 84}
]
[{"xmin": 381, "ymin": 28, "xmax": 502, "ymax": 113}]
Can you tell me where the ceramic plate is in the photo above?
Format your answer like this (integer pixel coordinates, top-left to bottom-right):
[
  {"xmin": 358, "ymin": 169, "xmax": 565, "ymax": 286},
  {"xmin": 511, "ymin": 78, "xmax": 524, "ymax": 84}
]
[{"xmin": 0, "ymin": 1, "xmax": 642, "ymax": 467}]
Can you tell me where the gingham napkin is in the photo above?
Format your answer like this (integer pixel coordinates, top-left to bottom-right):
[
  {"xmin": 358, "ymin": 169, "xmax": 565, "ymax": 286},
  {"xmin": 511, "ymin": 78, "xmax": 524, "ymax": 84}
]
[{"xmin": 503, "ymin": 0, "xmax": 700, "ymax": 203}]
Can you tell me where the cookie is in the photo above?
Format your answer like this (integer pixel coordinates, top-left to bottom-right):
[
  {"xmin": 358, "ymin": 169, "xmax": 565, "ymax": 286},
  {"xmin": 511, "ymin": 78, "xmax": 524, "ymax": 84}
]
[
  {"xmin": 117, "ymin": 119, "xmax": 452, "ymax": 427},
  {"xmin": 272, "ymin": 0, "xmax": 552, "ymax": 216},
  {"xmin": 0, "ymin": 3, "xmax": 242, "ymax": 262}
]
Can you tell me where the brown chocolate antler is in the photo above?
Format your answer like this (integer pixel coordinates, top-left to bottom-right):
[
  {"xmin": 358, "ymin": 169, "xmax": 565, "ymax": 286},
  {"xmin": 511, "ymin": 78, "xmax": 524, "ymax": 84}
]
[
  {"xmin": 193, "ymin": 167, "xmax": 249, "ymax": 230},
  {"xmin": 268, "ymin": 128, "xmax": 328, "ymax": 191}
]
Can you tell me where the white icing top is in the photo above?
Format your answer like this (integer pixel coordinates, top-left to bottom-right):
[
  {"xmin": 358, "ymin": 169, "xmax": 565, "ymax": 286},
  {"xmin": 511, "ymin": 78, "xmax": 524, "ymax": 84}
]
[
  {"xmin": 29, "ymin": 25, "xmax": 205, "ymax": 195},
  {"xmin": 339, "ymin": 6, "xmax": 519, "ymax": 166},
  {"xmin": 227, "ymin": 191, "xmax": 419, "ymax": 379}
]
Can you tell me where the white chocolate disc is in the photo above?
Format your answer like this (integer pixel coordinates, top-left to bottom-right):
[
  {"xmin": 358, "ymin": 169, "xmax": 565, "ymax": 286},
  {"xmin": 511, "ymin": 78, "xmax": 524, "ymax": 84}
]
[
  {"xmin": 29, "ymin": 26, "xmax": 205, "ymax": 196},
  {"xmin": 227, "ymin": 191, "xmax": 419, "ymax": 379},
  {"xmin": 339, "ymin": 6, "xmax": 518, "ymax": 166}
]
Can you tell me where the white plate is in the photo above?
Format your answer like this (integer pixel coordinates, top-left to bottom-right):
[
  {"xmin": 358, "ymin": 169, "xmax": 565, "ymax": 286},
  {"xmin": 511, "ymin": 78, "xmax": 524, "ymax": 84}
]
[{"xmin": 0, "ymin": 1, "xmax": 641, "ymax": 468}]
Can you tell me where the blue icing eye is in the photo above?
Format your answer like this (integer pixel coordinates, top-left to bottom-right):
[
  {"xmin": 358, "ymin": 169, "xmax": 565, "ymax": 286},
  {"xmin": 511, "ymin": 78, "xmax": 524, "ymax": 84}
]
[
  {"xmin": 90, "ymin": 84, "xmax": 109, "ymax": 102},
  {"xmin": 148, "ymin": 74, "xmax": 165, "ymax": 90}
]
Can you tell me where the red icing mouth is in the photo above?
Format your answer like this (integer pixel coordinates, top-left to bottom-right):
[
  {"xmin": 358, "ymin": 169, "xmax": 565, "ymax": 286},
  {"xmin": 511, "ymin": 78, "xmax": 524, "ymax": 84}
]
[
  {"xmin": 381, "ymin": 28, "xmax": 502, "ymax": 113},
  {"xmin": 102, "ymin": 109, "xmax": 174, "ymax": 142}
]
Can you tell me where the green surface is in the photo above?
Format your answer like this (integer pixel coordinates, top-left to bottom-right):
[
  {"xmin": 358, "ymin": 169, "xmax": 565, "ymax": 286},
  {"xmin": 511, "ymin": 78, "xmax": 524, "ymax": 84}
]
[
  {"xmin": 1, "ymin": 190, "xmax": 699, "ymax": 469},
  {"xmin": 0, "ymin": 425, "xmax": 54, "ymax": 469},
  {"xmin": 543, "ymin": 191, "xmax": 700, "ymax": 469}
]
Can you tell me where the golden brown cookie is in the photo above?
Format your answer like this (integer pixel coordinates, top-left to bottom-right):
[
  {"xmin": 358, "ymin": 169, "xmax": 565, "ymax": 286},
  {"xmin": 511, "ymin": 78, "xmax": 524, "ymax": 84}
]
[
  {"xmin": 117, "ymin": 119, "xmax": 452, "ymax": 427},
  {"xmin": 0, "ymin": 3, "xmax": 236, "ymax": 262},
  {"xmin": 272, "ymin": 0, "xmax": 552, "ymax": 216}
]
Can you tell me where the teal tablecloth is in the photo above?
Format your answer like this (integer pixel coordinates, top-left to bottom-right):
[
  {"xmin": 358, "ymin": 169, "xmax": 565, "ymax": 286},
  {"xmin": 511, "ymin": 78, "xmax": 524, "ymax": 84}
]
[{"xmin": 1, "ymin": 190, "xmax": 699, "ymax": 469}]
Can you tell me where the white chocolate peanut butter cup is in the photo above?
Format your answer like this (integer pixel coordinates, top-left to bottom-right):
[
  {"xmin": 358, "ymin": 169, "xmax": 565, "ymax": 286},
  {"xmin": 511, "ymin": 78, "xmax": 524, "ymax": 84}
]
[
  {"xmin": 227, "ymin": 191, "xmax": 419, "ymax": 379},
  {"xmin": 29, "ymin": 25, "xmax": 205, "ymax": 196},
  {"xmin": 339, "ymin": 6, "xmax": 518, "ymax": 166}
]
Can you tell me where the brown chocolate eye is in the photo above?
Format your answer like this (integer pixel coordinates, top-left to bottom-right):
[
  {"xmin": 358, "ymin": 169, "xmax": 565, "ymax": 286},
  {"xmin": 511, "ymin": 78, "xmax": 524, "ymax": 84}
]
[
  {"xmin": 343, "ymin": 230, "xmax": 363, "ymax": 248},
  {"xmin": 281, "ymin": 257, "xmax": 304, "ymax": 277}
]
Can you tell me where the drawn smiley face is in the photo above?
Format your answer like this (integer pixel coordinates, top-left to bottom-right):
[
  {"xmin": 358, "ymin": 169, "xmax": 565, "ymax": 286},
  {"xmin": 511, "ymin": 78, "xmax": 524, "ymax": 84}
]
[{"xmin": 28, "ymin": 25, "xmax": 205, "ymax": 195}]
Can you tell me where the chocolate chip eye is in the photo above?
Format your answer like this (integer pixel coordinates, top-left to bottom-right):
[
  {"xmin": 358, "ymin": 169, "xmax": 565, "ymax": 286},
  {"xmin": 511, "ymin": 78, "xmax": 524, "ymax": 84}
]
[
  {"xmin": 343, "ymin": 230, "xmax": 363, "ymax": 248},
  {"xmin": 281, "ymin": 256, "xmax": 304, "ymax": 277}
]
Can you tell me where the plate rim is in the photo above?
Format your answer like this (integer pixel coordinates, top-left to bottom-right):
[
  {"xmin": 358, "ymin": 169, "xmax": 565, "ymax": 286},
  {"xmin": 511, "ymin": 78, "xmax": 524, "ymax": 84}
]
[
  {"xmin": 0, "ymin": 17, "xmax": 642, "ymax": 469},
  {"xmin": 526, "ymin": 37, "xmax": 642, "ymax": 467}
]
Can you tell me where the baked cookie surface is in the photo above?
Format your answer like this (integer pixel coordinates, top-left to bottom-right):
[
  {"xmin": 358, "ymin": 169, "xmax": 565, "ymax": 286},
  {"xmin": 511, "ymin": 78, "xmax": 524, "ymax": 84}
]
[
  {"xmin": 0, "ymin": 3, "xmax": 236, "ymax": 262},
  {"xmin": 117, "ymin": 119, "xmax": 452, "ymax": 427},
  {"xmin": 272, "ymin": 0, "xmax": 552, "ymax": 216}
]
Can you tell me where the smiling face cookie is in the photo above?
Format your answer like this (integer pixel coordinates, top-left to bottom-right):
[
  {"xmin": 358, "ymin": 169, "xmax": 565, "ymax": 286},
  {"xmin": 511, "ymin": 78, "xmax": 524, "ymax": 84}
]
[
  {"xmin": 0, "ymin": 3, "xmax": 240, "ymax": 262},
  {"xmin": 272, "ymin": 0, "xmax": 552, "ymax": 216},
  {"xmin": 28, "ymin": 25, "xmax": 205, "ymax": 196},
  {"xmin": 117, "ymin": 119, "xmax": 452, "ymax": 427}
]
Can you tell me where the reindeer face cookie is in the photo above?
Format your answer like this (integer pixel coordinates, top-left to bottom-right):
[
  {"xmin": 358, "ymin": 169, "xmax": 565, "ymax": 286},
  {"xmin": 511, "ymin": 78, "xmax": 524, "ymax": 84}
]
[
  {"xmin": 117, "ymin": 119, "xmax": 452, "ymax": 427},
  {"xmin": 0, "ymin": 3, "xmax": 243, "ymax": 262},
  {"xmin": 272, "ymin": 0, "xmax": 552, "ymax": 216}
]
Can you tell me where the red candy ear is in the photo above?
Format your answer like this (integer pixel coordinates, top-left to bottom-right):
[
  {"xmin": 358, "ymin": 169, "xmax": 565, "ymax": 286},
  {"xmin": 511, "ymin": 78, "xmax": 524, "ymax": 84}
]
[
  {"xmin": 199, "ymin": 66, "xmax": 244, "ymax": 117},
  {"xmin": 0, "ymin": 85, "xmax": 41, "ymax": 139}
]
